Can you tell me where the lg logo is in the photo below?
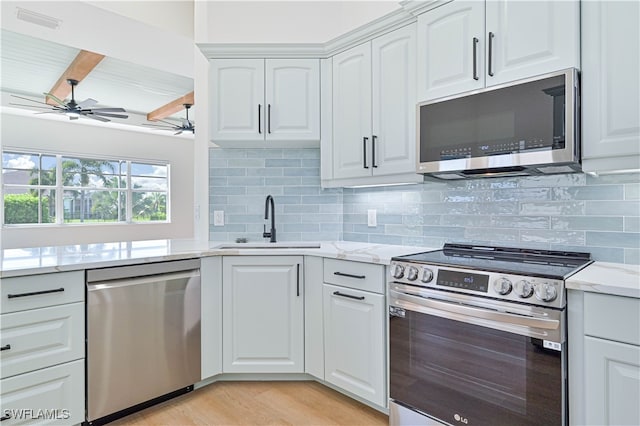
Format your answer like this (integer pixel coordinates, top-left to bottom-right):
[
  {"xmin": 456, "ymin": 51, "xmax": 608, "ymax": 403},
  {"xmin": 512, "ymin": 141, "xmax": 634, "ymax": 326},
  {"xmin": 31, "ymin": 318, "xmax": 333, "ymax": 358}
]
[{"xmin": 454, "ymin": 413, "xmax": 469, "ymax": 424}]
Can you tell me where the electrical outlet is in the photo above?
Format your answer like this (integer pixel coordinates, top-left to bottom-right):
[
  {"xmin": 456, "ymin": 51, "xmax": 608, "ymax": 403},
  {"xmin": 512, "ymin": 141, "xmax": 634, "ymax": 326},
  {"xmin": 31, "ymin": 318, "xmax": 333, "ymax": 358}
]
[
  {"xmin": 213, "ymin": 210, "xmax": 224, "ymax": 226},
  {"xmin": 367, "ymin": 209, "xmax": 377, "ymax": 227}
]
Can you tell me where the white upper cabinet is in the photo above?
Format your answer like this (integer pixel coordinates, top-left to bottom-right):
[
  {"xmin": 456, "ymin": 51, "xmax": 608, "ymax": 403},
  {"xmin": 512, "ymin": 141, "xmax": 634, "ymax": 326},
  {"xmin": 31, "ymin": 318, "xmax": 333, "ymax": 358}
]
[
  {"xmin": 332, "ymin": 43, "xmax": 373, "ymax": 179},
  {"xmin": 372, "ymin": 25, "xmax": 417, "ymax": 176},
  {"xmin": 328, "ymin": 24, "xmax": 421, "ymax": 185},
  {"xmin": 417, "ymin": 0, "xmax": 579, "ymax": 101},
  {"xmin": 417, "ymin": 1, "xmax": 485, "ymax": 101},
  {"xmin": 210, "ymin": 59, "xmax": 320, "ymax": 145},
  {"xmin": 581, "ymin": 0, "xmax": 640, "ymax": 173},
  {"xmin": 485, "ymin": 0, "xmax": 579, "ymax": 87},
  {"xmin": 265, "ymin": 59, "xmax": 320, "ymax": 141},
  {"xmin": 211, "ymin": 59, "xmax": 264, "ymax": 141}
]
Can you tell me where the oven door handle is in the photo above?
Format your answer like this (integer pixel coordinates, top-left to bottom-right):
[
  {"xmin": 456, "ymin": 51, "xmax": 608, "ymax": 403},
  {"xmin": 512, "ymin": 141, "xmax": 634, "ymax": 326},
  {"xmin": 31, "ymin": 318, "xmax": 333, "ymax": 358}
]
[{"xmin": 390, "ymin": 292, "xmax": 560, "ymax": 332}]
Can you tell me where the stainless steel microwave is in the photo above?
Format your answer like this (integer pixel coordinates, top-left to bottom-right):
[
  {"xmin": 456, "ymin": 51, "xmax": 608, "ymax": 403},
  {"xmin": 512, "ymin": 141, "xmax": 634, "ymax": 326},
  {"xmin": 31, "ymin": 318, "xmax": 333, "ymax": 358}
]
[{"xmin": 417, "ymin": 68, "xmax": 580, "ymax": 179}]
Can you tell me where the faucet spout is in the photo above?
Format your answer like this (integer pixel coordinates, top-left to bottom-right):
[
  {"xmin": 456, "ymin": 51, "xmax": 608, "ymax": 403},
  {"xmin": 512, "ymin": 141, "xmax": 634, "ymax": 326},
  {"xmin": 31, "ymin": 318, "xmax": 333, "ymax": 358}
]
[{"xmin": 263, "ymin": 195, "xmax": 277, "ymax": 243}]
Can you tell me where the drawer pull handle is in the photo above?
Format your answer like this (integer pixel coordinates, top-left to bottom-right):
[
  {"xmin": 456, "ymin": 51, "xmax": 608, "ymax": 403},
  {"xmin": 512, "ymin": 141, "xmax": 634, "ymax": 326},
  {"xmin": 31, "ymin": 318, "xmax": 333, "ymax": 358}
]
[
  {"xmin": 333, "ymin": 272, "xmax": 366, "ymax": 279},
  {"xmin": 333, "ymin": 291, "xmax": 365, "ymax": 301},
  {"xmin": 1, "ymin": 414, "xmax": 11, "ymax": 421},
  {"xmin": 0, "ymin": 344, "xmax": 10, "ymax": 351},
  {"xmin": 7, "ymin": 287, "xmax": 64, "ymax": 299}
]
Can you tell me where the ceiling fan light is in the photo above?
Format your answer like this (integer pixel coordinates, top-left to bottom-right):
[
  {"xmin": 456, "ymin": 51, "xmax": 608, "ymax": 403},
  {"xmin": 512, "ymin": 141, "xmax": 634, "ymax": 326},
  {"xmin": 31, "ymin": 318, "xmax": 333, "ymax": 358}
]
[{"xmin": 66, "ymin": 111, "xmax": 80, "ymax": 119}]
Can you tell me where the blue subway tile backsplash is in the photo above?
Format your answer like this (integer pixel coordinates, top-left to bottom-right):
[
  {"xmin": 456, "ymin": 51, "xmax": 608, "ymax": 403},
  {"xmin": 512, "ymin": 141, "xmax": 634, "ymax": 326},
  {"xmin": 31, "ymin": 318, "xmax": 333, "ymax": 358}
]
[{"xmin": 209, "ymin": 148, "xmax": 640, "ymax": 264}]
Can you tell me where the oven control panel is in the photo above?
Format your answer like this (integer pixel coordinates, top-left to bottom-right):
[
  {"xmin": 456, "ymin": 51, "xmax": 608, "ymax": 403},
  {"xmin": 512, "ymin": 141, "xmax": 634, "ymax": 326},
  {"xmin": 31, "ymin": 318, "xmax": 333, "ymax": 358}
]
[{"xmin": 389, "ymin": 261, "xmax": 565, "ymax": 309}]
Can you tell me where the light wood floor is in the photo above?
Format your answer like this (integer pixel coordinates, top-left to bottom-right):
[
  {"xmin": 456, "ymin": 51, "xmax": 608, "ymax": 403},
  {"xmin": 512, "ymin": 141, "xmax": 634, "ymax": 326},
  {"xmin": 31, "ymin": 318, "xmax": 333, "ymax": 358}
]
[{"xmin": 110, "ymin": 381, "xmax": 389, "ymax": 426}]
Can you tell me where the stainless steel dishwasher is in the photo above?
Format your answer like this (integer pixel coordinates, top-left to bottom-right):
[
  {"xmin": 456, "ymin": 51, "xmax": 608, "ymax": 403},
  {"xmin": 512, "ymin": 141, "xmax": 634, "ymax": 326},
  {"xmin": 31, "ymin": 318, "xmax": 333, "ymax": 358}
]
[{"xmin": 86, "ymin": 259, "xmax": 201, "ymax": 425}]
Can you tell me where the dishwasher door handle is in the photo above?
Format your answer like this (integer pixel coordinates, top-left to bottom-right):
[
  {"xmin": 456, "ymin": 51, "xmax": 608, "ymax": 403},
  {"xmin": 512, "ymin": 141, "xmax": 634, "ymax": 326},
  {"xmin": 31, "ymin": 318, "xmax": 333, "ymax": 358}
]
[{"xmin": 87, "ymin": 270, "xmax": 200, "ymax": 291}]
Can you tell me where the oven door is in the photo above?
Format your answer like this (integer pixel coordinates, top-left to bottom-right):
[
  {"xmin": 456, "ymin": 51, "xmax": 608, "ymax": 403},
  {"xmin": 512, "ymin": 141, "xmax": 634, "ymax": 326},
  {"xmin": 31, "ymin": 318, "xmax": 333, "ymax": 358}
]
[{"xmin": 389, "ymin": 287, "xmax": 566, "ymax": 426}]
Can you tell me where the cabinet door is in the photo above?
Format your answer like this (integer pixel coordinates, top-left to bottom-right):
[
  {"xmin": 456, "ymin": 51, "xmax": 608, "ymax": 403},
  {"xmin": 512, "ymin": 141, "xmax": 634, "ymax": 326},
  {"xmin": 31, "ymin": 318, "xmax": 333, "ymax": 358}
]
[
  {"xmin": 581, "ymin": 1, "xmax": 640, "ymax": 172},
  {"xmin": 222, "ymin": 256, "xmax": 303, "ymax": 373},
  {"xmin": 265, "ymin": 59, "xmax": 320, "ymax": 141},
  {"xmin": 210, "ymin": 59, "xmax": 265, "ymax": 141},
  {"xmin": 1, "ymin": 360, "xmax": 84, "ymax": 425},
  {"xmin": 332, "ymin": 43, "xmax": 373, "ymax": 179},
  {"xmin": 372, "ymin": 24, "xmax": 418, "ymax": 176},
  {"xmin": 1, "ymin": 303, "xmax": 84, "ymax": 379},
  {"xmin": 485, "ymin": 0, "xmax": 579, "ymax": 87},
  {"xmin": 417, "ymin": 1, "xmax": 484, "ymax": 101},
  {"xmin": 584, "ymin": 337, "xmax": 640, "ymax": 425},
  {"xmin": 323, "ymin": 284, "xmax": 385, "ymax": 407}
]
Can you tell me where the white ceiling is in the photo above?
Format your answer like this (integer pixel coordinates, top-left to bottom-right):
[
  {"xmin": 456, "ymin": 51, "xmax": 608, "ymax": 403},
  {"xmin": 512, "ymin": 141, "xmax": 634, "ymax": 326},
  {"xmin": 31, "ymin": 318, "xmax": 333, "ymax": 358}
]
[{"xmin": 1, "ymin": 29, "xmax": 195, "ymax": 126}]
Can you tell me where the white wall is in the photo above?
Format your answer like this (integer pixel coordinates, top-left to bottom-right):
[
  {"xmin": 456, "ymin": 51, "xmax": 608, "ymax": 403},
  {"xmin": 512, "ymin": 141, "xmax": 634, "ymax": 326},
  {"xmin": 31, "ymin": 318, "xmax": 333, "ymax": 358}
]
[
  {"xmin": 87, "ymin": 0, "xmax": 194, "ymax": 39},
  {"xmin": 1, "ymin": 111, "xmax": 194, "ymax": 248},
  {"xmin": 195, "ymin": 1, "xmax": 400, "ymax": 44},
  {"xmin": 1, "ymin": 1, "xmax": 193, "ymax": 77}
]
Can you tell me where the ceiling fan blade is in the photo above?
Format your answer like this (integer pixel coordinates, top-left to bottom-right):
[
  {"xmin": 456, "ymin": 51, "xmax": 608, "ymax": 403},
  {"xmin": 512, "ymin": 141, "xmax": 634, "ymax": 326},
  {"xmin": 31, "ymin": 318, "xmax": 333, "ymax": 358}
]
[
  {"xmin": 82, "ymin": 113, "xmax": 110, "ymax": 122},
  {"xmin": 77, "ymin": 98, "xmax": 98, "ymax": 109},
  {"xmin": 43, "ymin": 92, "xmax": 67, "ymax": 106},
  {"xmin": 11, "ymin": 95, "xmax": 54, "ymax": 106},
  {"xmin": 9, "ymin": 103, "xmax": 59, "ymax": 110},
  {"xmin": 174, "ymin": 130, "xmax": 183, "ymax": 135},
  {"xmin": 34, "ymin": 110, "xmax": 65, "ymax": 115},
  {"xmin": 90, "ymin": 112, "xmax": 128, "ymax": 119},
  {"xmin": 142, "ymin": 123, "xmax": 176, "ymax": 129},
  {"xmin": 90, "ymin": 107, "xmax": 126, "ymax": 113}
]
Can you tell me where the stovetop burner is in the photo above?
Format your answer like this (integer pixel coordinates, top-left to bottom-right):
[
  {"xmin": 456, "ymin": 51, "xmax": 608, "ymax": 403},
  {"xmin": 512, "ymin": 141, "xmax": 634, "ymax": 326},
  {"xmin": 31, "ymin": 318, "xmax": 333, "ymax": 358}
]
[{"xmin": 393, "ymin": 243, "xmax": 592, "ymax": 280}]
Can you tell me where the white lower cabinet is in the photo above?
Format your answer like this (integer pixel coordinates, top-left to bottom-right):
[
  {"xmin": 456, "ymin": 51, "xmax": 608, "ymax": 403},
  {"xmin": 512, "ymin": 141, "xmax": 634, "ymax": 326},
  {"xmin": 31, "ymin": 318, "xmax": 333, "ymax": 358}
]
[
  {"xmin": 222, "ymin": 256, "xmax": 304, "ymax": 373},
  {"xmin": 568, "ymin": 291, "xmax": 640, "ymax": 425},
  {"xmin": 0, "ymin": 360, "xmax": 84, "ymax": 425},
  {"xmin": 323, "ymin": 284, "xmax": 385, "ymax": 408}
]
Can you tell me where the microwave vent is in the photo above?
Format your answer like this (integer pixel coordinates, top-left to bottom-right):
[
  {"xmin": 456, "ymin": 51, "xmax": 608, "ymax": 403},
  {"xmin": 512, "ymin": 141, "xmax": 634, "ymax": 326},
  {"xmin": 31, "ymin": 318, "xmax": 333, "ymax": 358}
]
[{"xmin": 536, "ymin": 165, "xmax": 578, "ymax": 174}]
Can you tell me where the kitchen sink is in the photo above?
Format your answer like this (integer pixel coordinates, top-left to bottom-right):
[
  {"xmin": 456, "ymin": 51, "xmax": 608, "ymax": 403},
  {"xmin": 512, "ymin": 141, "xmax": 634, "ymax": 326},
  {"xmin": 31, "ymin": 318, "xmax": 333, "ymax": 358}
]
[{"xmin": 212, "ymin": 242, "xmax": 321, "ymax": 250}]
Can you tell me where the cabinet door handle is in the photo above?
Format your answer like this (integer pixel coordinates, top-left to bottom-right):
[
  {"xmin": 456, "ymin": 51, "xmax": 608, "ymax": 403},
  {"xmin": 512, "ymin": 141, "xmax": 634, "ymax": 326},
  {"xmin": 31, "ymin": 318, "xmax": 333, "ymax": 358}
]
[
  {"xmin": 1, "ymin": 414, "xmax": 11, "ymax": 421},
  {"xmin": 363, "ymin": 137, "xmax": 369, "ymax": 169},
  {"xmin": 488, "ymin": 32, "xmax": 495, "ymax": 77},
  {"xmin": 0, "ymin": 344, "xmax": 11, "ymax": 351},
  {"xmin": 7, "ymin": 287, "xmax": 64, "ymax": 299},
  {"xmin": 268, "ymin": 104, "xmax": 271, "ymax": 134},
  {"xmin": 472, "ymin": 37, "xmax": 479, "ymax": 81},
  {"xmin": 296, "ymin": 263, "xmax": 300, "ymax": 297},
  {"xmin": 372, "ymin": 135, "xmax": 378, "ymax": 168},
  {"xmin": 333, "ymin": 271, "xmax": 366, "ymax": 279},
  {"xmin": 333, "ymin": 291, "xmax": 365, "ymax": 301},
  {"xmin": 258, "ymin": 104, "xmax": 262, "ymax": 134}
]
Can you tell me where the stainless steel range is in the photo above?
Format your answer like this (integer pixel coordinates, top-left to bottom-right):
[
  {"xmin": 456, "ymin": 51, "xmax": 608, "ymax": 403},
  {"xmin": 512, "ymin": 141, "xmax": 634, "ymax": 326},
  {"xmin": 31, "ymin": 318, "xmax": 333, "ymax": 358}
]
[{"xmin": 388, "ymin": 243, "xmax": 592, "ymax": 426}]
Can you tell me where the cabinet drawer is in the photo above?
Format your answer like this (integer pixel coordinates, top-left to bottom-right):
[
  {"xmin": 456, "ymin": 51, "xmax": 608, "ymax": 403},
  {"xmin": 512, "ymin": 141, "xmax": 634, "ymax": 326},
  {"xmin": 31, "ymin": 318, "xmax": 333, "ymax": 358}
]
[
  {"xmin": 0, "ymin": 359, "xmax": 84, "ymax": 425},
  {"xmin": 585, "ymin": 293, "xmax": 640, "ymax": 346},
  {"xmin": 323, "ymin": 259, "xmax": 385, "ymax": 294},
  {"xmin": 1, "ymin": 303, "xmax": 84, "ymax": 379},
  {"xmin": 1, "ymin": 271, "xmax": 84, "ymax": 314}
]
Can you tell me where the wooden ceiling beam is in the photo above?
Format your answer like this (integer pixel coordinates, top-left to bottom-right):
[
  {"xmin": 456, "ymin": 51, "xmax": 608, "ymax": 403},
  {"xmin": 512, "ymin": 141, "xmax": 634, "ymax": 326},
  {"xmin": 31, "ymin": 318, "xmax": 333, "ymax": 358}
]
[
  {"xmin": 45, "ymin": 50, "xmax": 105, "ymax": 105},
  {"xmin": 147, "ymin": 91, "xmax": 195, "ymax": 121}
]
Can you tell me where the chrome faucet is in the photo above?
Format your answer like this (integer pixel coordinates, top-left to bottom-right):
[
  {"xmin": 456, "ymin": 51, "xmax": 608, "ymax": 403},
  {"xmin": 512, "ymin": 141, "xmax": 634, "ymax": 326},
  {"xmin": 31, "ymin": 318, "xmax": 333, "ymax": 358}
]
[{"xmin": 263, "ymin": 194, "xmax": 276, "ymax": 243}]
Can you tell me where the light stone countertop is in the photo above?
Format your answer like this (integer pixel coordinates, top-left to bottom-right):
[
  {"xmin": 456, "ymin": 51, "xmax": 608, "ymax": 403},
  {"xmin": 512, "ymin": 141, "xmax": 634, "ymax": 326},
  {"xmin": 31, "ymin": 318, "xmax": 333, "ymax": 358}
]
[
  {"xmin": 0, "ymin": 240, "xmax": 436, "ymax": 278},
  {"xmin": 566, "ymin": 262, "xmax": 640, "ymax": 299}
]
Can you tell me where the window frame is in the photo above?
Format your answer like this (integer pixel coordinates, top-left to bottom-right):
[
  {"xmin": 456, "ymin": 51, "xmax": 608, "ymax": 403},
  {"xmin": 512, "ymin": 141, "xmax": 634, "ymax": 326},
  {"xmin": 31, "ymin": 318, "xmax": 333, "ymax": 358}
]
[{"xmin": 2, "ymin": 150, "xmax": 170, "ymax": 226}]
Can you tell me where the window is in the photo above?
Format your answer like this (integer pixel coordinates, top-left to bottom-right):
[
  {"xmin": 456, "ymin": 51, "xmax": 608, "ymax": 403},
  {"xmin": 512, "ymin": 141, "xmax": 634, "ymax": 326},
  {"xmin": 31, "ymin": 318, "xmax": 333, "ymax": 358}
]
[{"xmin": 2, "ymin": 151, "xmax": 169, "ymax": 225}]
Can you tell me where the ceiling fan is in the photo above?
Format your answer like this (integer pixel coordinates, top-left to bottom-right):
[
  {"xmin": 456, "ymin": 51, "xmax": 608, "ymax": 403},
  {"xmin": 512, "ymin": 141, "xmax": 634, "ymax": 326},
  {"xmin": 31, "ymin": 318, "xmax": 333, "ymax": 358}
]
[
  {"xmin": 143, "ymin": 103, "xmax": 195, "ymax": 135},
  {"xmin": 10, "ymin": 78, "xmax": 128, "ymax": 122}
]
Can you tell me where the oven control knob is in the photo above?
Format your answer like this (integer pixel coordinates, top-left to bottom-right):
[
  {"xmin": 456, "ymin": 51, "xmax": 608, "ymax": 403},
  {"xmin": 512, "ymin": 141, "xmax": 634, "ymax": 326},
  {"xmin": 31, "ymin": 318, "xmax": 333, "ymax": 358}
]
[
  {"xmin": 535, "ymin": 283, "xmax": 557, "ymax": 302},
  {"xmin": 391, "ymin": 263, "xmax": 405, "ymax": 279},
  {"xmin": 421, "ymin": 268, "xmax": 434, "ymax": 283},
  {"xmin": 406, "ymin": 266, "xmax": 419, "ymax": 281},
  {"xmin": 493, "ymin": 277, "xmax": 513, "ymax": 295},
  {"xmin": 515, "ymin": 280, "xmax": 534, "ymax": 298}
]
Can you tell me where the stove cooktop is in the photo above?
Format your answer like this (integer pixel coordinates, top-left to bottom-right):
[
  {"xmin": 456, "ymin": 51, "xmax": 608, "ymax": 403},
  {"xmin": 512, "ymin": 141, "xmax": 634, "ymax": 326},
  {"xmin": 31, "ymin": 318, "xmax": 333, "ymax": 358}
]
[{"xmin": 392, "ymin": 243, "xmax": 593, "ymax": 280}]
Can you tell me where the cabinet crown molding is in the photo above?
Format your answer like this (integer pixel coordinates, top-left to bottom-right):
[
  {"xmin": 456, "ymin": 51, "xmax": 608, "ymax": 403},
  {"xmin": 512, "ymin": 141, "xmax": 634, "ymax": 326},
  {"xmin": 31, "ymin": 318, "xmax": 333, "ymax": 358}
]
[{"xmin": 198, "ymin": 2, "xmax": 440, "ymax": 59}]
